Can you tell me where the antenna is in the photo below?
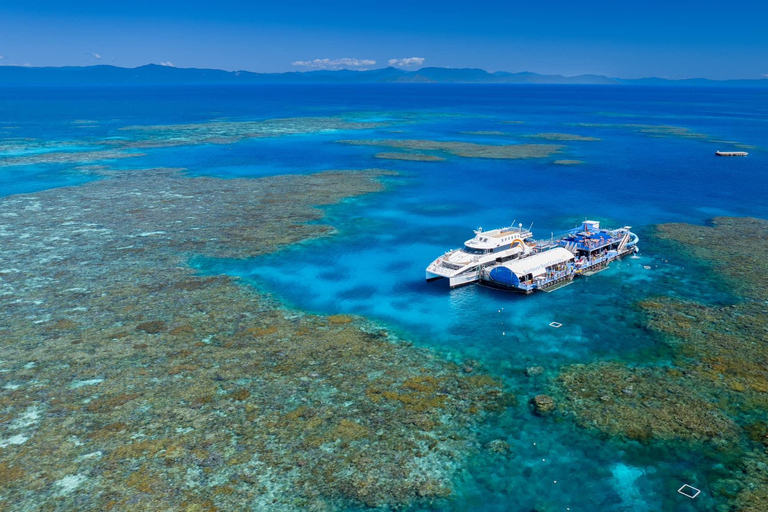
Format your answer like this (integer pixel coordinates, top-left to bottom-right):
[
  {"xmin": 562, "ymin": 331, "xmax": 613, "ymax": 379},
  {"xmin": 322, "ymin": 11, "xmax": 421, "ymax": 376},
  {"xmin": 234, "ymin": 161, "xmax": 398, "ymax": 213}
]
[
  {"xmin": 528, "ymin": 222, "xmax": 534, "ymax": 233},
  {"xmin": 518, "ymin": 222, "xmax": 523, "ymax": 234}
]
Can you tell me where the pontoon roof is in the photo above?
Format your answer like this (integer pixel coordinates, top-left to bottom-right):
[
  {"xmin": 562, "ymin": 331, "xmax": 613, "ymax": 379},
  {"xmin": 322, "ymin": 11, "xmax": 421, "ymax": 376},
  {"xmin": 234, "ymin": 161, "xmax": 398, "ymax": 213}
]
[{"xmin": 499, "ymin": 247, "xmax": 574, "ymax": 277}]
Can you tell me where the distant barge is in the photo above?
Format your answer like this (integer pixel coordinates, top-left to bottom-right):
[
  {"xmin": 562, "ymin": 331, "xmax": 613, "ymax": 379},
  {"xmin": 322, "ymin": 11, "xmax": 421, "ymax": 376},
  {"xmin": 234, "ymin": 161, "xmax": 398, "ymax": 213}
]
[
  {"xmin": 426, "ymin": 220, "xmax": 639, "ymax": 293},
  {"xmin": 716, "ymin": 150, "xmax": 748, "ymax": 157}
]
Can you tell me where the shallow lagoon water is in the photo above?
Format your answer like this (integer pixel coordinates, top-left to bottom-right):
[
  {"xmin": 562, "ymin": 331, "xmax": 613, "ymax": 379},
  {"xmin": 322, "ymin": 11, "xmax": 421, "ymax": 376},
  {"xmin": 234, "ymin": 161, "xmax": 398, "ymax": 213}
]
[{"xmin": 2, "ymin": 84, "xmax": 768, "ymax": 510}]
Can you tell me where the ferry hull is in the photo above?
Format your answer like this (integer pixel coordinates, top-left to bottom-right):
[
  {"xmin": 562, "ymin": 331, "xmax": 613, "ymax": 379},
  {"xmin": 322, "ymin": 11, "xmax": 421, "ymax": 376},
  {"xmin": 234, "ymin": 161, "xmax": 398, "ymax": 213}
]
[
  {"xmin": 426, "ymin": 269, "xmax": 480, "ymax": 287},
  {"xmin": 449, "ymin": 272, "xmax": 480, "ymax": 288},
  {"xmin": 425, "ymin": 271, "xmax": 444, "ymax": 282}
]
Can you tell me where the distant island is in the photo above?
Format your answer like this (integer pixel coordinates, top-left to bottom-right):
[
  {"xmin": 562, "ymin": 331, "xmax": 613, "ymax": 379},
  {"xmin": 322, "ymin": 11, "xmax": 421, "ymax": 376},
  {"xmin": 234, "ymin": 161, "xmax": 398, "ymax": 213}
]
[{"xmin": 1, "ymin": 64, "xmax": 767, "ymax": 87}]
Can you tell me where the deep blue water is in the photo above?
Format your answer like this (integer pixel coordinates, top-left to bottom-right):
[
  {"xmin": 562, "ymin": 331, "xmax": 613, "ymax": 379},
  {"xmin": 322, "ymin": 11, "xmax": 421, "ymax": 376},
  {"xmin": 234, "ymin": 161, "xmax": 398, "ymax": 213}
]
[{"xmin": 2, "ymin": 84, "xmax": 767, "ymax": 511}]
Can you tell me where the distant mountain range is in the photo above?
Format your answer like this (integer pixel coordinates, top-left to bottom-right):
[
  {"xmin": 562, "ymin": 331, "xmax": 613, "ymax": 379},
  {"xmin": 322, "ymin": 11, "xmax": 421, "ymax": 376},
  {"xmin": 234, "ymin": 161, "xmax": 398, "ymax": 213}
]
[{"xmin": 1, "ymin": 64, "xmax": 766, "ymax": 87}]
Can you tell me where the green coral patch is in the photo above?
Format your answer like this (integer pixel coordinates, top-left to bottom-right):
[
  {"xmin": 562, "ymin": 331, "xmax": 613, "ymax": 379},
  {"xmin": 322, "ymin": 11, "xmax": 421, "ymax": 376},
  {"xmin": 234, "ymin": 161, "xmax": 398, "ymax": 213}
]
[
  {"xmin": 554, "ymin": 216, "xmax": 768, "ymax": 511},
  {"xmin": 374, "ymin": 152, "xmax": 446, "ymax": 162},
  {"xmin": 338, "ymin": 139, "xmax": 563, "ymax": 159},
  {"xmin": 527, "ymin": 133, "xmax": 600, "ymax": 141},
  {"xmin": 557, "ymin": 362, "xmax": 738, "ymax": 442},
  {"xmin": 460, "ymin": 130, "xmax": 509, "ymax": 136},
  {"xmin": 0, "ymin": 167, "xmax": 513, "ymax": 511},
  {"xmin": 569, "ymin": 123, "xmax": 754, "ymax": 149}
]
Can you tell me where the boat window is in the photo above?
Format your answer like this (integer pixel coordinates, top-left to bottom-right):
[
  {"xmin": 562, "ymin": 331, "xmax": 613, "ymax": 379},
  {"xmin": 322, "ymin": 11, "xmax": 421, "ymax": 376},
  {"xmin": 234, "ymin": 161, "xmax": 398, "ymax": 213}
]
[{"xmin": 464, "ymin": 247, "xmax": 486, "ymax": 255}]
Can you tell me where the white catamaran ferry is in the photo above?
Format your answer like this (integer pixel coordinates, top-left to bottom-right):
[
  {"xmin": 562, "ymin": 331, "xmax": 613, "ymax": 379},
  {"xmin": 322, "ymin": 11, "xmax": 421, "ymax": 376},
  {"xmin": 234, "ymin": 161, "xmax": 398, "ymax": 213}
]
[{"xmin": 425, "ymin": 223, "xmax": 535, "ymax": 287}]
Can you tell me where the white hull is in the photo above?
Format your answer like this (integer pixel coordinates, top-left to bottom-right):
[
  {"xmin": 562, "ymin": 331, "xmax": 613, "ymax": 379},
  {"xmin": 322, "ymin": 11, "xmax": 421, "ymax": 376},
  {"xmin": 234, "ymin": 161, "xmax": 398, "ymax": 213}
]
[
  {"xmin": 426, "ymin": 269, "xmax": 480, "ymax": 287},
  {"xmin": 449, "ymin": 272, "xmax": 480, "ymax": 288},
  {"xmin": 425, "ymin": 270, "xmax": 443, "ymax": 281},
  {"xmin": 426, "ymin": 224, "xmax": 535, "ymax": 288}
]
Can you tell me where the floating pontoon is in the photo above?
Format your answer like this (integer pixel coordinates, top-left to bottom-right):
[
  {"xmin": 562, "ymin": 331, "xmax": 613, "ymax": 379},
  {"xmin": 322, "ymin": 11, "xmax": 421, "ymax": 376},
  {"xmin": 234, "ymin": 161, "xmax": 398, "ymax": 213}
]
[{"xmin": 479, "ymin": 220, "xmax": 638, "ymax": 294}]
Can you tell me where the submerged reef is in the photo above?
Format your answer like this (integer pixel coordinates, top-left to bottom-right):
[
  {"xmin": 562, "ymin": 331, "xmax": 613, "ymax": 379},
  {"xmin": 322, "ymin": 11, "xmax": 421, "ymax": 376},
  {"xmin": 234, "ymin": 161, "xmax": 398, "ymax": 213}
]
[
  {"xmin": 525, "ymin": 133, "xmax": 600, "ymax": 142},
  {"xmin": 553, "ymin": 159, "xmax": 584, "ymax": 165},
  {"xmin": 374, "ymin": 152, "xmax": 445, "ymax": 162},
  {"xmin": 0, "ymin": 116, "xmax": 385, "ymax": 169},
  {"xmin": 119, "ymin": 117, "xmax": 386, "ymax": 149},
  {"xmin": 555, "ymin": 217, "xmax": 768, "ymax": 511},
  {"xmin": 337, "ymin": 139, "xmax": 563, "ymax": 160},
  {"xmin": 558, "ymin": 363, "xmax": 739, "ymax": 442},
  {"xmin": 459, "ymin": 131, "xmax": 509, "ymax": 136},
  {"xmin": 654, "ymin": 217, "xmax": 768, "ymax": 302},
  {"xmin": 0, "ymin": 149, "xmax": 145, "ymax": 168},
  {"xmin": 569, "ymin": 123, "xmax": 755, "ymax": 149},
  {"xmin": 0, "ymin": 168, "xmax": 513, "ymax": 510}
]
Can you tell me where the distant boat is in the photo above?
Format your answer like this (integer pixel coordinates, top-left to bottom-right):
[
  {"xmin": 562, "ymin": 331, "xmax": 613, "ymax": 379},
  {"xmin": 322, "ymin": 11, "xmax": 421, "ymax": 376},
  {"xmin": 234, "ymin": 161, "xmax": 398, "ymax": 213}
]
[{"xmin": 716, "ymin": 150, "xmax": 748, "ymax": 156}]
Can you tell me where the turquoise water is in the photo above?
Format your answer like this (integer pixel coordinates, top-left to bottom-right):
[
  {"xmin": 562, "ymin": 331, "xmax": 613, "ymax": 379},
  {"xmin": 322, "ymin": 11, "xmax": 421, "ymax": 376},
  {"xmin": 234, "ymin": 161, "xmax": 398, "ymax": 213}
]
[{"xmin": 3, "ymin": 84, "xmax": 768, "ymax": 510}]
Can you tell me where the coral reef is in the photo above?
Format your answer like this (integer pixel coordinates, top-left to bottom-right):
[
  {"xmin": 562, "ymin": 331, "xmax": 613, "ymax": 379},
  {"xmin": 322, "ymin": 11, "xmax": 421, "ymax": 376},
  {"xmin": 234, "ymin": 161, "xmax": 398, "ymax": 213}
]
[
  {"xmin": 558, "ymin": 363, "xmax": 738, "ymax": 442},
  {"xmin": 0, "ymin": 149, "xmax": 145, "ymax": 168},
  {"xmin": 1, "ymin": 116, "xmax": 384, "ymax": 169},
  {"xmin": 119, "ymin": 117, "xmax": 386, "ymax": 149},
  {"xmin": 654, "ymin": 217, "xmax": 768, "ymax": 302},
  {"xmin": 0, "ymin": 168, "xmax": 514, "ymax": 511},
  {"xmin": 338, "ymin": 139, "xmax": 563, "ymax": 160},
  {"xmin": 554, "ymin": 217, "xmax": 768, "ymax": 510},
  {"xmin": 529, "ymin": 395, "xmax": 556, "ymax": 417},
  {"xmin": 568, "ymin": 123, "xmax": 755, "ymax": 149},
  {"xmin": 526, "ymin": 133, "xmax": 600, "ymax": 141},
  {"xmin": 374, "ymin": 152, "xmax": 445, "ymax": 162}
]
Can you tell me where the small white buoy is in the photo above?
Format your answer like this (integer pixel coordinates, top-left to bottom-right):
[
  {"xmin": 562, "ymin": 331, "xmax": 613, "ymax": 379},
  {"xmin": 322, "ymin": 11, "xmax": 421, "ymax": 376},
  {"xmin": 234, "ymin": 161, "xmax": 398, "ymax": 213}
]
[
  {"xmin": 502, "ymin": 332, "xmax": 505, "ymax": 335},
  {"xmin": 643, "ymin": 265, "xmax": 651, "ymax": 270}
]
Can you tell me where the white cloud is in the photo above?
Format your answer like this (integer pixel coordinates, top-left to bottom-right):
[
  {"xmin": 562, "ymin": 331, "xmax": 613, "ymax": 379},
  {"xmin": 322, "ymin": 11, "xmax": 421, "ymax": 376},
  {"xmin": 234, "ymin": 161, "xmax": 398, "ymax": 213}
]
[
  {"xmin": 388, "ymin": 57, "xmax": 425, "ymax": 68},
  {"xmin": 21, "ymin": 63, "xmax": 32, "ymax": 68},
  {"xmin": 0, "ymin": 55, "xmax": 4, "ymax": 60},
  {"xmin": 291, "ymin": 58, "xmax": 376, "ymax": 70},
  {"xmin": 159, "ymin": 61, "xmax": 175, "ymax": 67},
  {"xmin": 91, "ymin": 53, "xmax": 101, "ymax": 60}
]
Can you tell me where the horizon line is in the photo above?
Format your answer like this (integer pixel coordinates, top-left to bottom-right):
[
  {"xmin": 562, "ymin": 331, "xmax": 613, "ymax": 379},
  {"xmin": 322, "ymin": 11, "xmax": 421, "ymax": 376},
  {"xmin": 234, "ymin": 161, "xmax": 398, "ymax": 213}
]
[{"xmin": 2, "ymin": 63, "xmax": 767, "ymax": 83}]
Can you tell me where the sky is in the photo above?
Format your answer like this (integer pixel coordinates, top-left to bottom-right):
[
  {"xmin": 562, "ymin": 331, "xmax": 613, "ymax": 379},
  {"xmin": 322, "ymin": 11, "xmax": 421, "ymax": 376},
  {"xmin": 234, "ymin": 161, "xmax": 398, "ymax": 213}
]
[{"xmin": 0, "ymin": 0, "xmax": 766, "ymax": 79}]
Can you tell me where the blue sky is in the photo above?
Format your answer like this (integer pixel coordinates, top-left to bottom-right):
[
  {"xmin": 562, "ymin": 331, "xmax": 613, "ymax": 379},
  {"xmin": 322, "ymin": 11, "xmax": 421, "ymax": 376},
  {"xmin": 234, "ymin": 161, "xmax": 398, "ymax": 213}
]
[{"xmin": 0, "ymin": 0, "xmax": 766, "ymax": 79}]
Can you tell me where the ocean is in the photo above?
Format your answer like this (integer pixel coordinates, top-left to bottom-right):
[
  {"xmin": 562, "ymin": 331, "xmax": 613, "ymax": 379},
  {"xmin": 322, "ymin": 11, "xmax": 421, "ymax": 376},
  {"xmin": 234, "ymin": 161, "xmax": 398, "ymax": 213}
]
[{"xmin": 1, "ymin": 83, "xmax": 767, "ymax": 511}]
